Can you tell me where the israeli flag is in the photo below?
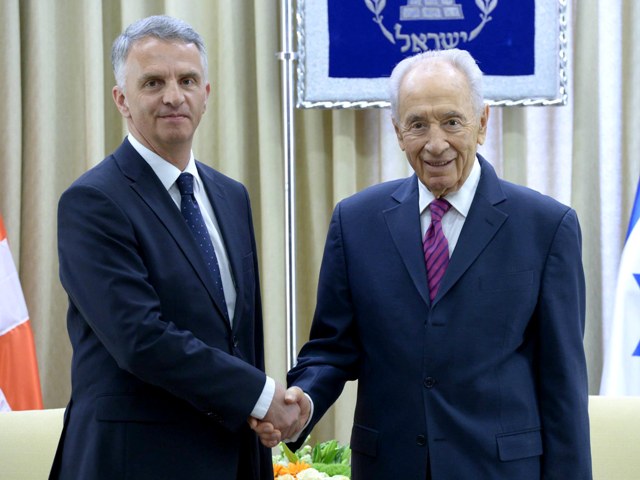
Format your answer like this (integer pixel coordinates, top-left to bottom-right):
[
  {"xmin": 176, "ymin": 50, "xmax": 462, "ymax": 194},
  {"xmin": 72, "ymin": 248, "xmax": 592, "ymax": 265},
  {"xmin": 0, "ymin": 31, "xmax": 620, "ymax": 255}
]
[{"xmin": 600, "ymin": 178, "xmax": 640, "ymax": 395}]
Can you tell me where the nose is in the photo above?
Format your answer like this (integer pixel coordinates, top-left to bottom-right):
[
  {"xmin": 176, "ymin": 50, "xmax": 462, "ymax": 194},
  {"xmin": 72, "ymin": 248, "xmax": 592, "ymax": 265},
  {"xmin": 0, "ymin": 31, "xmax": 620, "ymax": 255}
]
[
  {"xmin": 423, "ymin": 127, "xmax": 448, "ymax": 156},
  {"xmin": 162, "ymin": 81, "xmax": 185, "ymax": 107}
]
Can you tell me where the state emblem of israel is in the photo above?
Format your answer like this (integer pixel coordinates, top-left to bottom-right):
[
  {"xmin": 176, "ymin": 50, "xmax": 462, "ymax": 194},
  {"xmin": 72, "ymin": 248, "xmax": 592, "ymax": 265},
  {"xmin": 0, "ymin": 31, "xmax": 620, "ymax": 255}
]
[{"xmin": 367, "ymin": 0, "xmax": 498, "ymax": 52}]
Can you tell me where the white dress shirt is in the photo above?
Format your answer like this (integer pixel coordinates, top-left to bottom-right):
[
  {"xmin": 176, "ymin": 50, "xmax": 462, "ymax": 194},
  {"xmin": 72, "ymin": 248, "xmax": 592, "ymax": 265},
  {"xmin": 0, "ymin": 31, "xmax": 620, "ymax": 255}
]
[{"xmin": 418, "ymin": 157, "xmax": 482, "ymax": 256}]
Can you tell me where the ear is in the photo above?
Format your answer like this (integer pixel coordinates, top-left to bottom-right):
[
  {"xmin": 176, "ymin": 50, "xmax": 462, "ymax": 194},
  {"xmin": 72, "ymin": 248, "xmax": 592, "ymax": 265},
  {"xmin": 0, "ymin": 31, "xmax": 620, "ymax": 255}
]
[
  {"xmin": 203, "ymin": 82, "xmax": 211, "ymax": 112},
  {"xmin": 393, "ymin": 121, "xmax": 406, "ymax": 151},
  {"xmin": 477, "ymin": 104, "xmax": 490, "ymax": 145},
  {"xmin": 112, "ymin": 86, "xmax": 131, "ymax": 118}
]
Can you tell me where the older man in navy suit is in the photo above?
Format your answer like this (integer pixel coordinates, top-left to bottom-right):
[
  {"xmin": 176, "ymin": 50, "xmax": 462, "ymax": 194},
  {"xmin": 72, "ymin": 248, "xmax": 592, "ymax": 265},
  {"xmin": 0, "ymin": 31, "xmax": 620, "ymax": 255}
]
[
  {"xmin": 273, "ymin": 49, "xmax": 592, "ymax": 479},
  {"xmin": 50, "ymin": 15, "xmax": 307, "ymax": 480}
]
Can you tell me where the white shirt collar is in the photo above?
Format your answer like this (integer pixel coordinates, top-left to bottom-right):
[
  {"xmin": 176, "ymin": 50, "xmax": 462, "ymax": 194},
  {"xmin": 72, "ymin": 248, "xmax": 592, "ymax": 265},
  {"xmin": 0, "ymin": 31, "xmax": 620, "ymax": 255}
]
[
  {"xmin": 418, "ymin": 156, "xmax": 481, "ymax": 217},
  {"xmin": 127, "ymin": 133, "xmax": 201, "ymax": 192}
]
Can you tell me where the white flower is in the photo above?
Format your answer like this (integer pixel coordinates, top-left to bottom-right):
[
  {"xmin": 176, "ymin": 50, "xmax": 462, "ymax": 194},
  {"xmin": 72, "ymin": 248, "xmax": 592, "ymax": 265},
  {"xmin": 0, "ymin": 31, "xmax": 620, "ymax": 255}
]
[
  {"xmin": 276, "ymin": 475, "xmax": 296, "ymax": 480},
  {"xmin": 327, "ymin": 476, "xmax": 350, "ymax": 480},
  {"xmin": 296, "ymin": 468, "xmax": 329, "ymax": 479}
]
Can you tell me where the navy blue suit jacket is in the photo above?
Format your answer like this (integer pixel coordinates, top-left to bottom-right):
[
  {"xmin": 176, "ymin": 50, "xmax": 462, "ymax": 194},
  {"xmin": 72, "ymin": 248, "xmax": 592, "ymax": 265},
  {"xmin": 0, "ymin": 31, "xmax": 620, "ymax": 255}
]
[
  {"xmin": 50, "ymin": 139, "xmax": 272, "ymax": 479},
  {"xmin": 289, "ymin": 156, "xmax": 591, "ymax": 479}
]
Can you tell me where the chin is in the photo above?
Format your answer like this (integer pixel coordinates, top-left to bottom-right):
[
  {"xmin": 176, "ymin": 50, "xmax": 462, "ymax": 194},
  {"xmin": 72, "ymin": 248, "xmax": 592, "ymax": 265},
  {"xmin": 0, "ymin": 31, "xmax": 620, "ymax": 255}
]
[{"xmin": 425, "ymin": 181, "xmax": 452, "ymax": 196}]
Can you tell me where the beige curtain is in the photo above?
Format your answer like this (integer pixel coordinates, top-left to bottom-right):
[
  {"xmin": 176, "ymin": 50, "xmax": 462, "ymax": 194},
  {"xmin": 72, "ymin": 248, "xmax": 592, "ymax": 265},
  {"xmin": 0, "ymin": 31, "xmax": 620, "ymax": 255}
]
[{"xmin": 0, "ymin": 0, "xmax": 638, "ymax": 447}]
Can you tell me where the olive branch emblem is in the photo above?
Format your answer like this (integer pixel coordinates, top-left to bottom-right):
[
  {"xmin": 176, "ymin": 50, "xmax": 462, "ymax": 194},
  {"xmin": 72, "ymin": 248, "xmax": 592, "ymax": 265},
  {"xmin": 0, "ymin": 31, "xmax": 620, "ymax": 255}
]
[
  {"xmin": 365, "ymin": 0, "xmax": 395, "ymax": 44},
  {"xmin": 470, "ymin": 0, "xmax": 498, "ymax": 40},
  {"xmin": 364, "ymin": 0, "xmax": 500, "ymax": 50}
]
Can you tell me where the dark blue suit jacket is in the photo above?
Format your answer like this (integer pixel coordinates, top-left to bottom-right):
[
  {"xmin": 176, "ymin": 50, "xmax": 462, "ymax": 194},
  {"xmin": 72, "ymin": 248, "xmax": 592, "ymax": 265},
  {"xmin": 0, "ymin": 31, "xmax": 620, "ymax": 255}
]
[
  {"xmin": 289, "ymin": 156, "xmax": 592, "ymax": 479},
  {"xmin": 50, "ymin": 139, "xmax": 272, "ymax": 479}
]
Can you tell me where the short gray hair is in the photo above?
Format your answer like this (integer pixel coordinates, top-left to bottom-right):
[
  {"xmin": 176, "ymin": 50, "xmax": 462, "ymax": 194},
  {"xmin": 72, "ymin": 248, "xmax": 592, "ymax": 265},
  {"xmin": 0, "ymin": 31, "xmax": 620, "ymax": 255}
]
[
  {"xmin": 388, "ymin": 49, "xmax": 484, "ymax": 121},
  {"xmin": 111, "ymin": 15, "xmax": 208, "ymax": 89}
]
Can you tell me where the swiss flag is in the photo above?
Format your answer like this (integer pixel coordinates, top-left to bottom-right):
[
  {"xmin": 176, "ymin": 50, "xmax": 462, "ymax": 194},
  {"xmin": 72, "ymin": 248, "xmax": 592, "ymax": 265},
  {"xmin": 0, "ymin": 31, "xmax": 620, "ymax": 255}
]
[{"xmin": 0, "ymin": 214, "xmax": 43, "ymax": 410}]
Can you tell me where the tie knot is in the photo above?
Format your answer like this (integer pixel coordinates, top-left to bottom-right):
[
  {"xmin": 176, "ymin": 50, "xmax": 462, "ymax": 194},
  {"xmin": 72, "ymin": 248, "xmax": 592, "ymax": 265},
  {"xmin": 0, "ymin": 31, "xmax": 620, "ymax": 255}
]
[
  {"xmin": 429, "ymin": 198, "xmax": 451, "ymax": 222},
  {"xmin": 176, "ymin": 172, "xmax": 195, "ymax": 196}
]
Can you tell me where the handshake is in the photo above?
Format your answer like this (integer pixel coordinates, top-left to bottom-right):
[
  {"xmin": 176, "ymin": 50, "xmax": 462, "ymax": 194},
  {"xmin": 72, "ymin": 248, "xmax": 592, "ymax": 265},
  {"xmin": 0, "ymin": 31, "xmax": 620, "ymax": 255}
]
[{"xmin": 248, "ymin": 383, "xmax": 311, "ymax": 448}]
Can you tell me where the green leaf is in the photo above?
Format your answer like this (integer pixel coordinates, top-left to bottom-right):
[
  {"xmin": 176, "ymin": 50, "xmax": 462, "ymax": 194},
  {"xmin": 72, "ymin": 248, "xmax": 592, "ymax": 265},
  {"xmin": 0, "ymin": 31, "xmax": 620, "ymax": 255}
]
[
  {"xmin": 339, "ymin": 445, "xmax": 351, "ymax": 465},
  {"xmin": 312, "ymin": 439, "xmax": 353, "ymax": 465},
  {"xmin": 313, "ymin": 463, "xmax": 352, "ymax": 477},
  {"xmin": 280, "ymin": 442, "xmax": 299, "ymax": 464}
]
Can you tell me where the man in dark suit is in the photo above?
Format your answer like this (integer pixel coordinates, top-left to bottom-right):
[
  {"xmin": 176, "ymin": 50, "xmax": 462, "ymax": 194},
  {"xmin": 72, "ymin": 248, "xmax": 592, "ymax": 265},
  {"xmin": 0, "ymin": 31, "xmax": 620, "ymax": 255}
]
[
  {"xmin": 50, "ymin": 15, "xmax": 304, "ymax": 480},
  {"xmin": 279, "ymin": 49, "xmax": 592, "ymax": 478}
]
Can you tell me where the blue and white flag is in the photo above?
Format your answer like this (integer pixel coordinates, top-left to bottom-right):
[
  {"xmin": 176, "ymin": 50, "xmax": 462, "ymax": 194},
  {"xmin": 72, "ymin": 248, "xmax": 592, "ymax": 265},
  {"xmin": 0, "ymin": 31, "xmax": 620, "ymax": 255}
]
[{"xmin": 600, "ymin": 178, "xmax": 640, "ymax": 395}]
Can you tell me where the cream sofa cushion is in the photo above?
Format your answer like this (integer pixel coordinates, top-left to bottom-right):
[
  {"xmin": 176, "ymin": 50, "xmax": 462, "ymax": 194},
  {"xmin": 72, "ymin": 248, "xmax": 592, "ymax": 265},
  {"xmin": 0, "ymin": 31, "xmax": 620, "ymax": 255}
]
[
  {"xmin": 589, "ymin": 395, "xmax": 640, "ymax": 480},
  {"xmin": 0, "ymin": 408, "xmax": 64, "ymax": 480}
]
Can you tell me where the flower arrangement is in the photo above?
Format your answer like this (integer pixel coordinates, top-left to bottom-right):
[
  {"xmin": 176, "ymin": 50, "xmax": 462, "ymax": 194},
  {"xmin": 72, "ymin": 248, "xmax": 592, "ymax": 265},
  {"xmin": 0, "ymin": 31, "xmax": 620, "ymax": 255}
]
[{"xmin": 272, "ymin": 438, "xmax": 351, "ymax": 480}]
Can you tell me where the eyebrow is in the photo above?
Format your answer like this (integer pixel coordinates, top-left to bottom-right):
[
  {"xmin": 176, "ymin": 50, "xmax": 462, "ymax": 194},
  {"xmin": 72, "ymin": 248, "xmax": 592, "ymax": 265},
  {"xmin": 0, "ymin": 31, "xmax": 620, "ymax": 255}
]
[
  {"xmin": 405, "ymin": 110, "xmax": 467, "ymax": 124},
  {"xmin": 138, "ymin": 73, "xmax": 159, "ymax": 84},
  {"xmin": 441, "ymin": 110, "xmax": 466, "ymax": 120},
  {"xmin": 405, "ymin": 113, "xmax": 426, "ymax": 124},
  {"xmin": 179, "ymin": 70, "xmax": 202, "ymax": 80}
]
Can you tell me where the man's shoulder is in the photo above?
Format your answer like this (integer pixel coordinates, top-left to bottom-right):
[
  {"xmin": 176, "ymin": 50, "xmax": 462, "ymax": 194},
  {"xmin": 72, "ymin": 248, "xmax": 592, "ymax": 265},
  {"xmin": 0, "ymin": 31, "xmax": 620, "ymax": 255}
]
[
  {"xmin": 498, "ymin": 178, "xmax": 571, "ymax": 216},
  {"xmin": 490, "ymin": 179, "xmax": 580, "ymax": 236},
  {"xmin": 67, "ymin": 154, "xmax": 121, "ymax": 191},
  {"xmin": 477, "ymin": 155, "xmax": 571, "ymax": 216},
  {"xmin": 61, "ymin": 140, "xmax": 143, "ymax": 202}
]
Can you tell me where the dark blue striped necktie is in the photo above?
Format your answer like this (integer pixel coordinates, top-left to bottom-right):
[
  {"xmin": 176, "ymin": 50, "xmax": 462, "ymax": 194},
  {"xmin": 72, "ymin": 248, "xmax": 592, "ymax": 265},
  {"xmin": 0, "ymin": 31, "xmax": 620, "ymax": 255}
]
[{"xmin": 176, "ymin": 172, "xmax": 229, "ymax": 319}]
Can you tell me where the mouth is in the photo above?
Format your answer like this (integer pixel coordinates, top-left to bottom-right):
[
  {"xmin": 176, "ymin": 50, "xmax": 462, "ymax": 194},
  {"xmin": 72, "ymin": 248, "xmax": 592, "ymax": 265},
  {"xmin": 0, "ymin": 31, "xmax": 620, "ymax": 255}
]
[
  {"xmin": 424, "ymin": 158, "xmax": 455, "ymax": 167},
  {"xmin": 159, "ymin": 113, "xmax": 189, "ymax": 120}
]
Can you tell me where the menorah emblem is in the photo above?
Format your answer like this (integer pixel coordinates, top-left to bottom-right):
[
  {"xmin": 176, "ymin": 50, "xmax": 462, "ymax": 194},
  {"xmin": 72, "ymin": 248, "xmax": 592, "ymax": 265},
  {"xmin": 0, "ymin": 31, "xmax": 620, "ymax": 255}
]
[{"xmin": 400, "ymin": 0, "xmax": 465, "ymax": 21}]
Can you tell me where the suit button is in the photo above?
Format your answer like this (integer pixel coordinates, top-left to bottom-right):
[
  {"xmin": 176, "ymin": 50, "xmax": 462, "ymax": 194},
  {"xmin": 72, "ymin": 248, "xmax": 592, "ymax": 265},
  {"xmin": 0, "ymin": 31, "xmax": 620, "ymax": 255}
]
[
  {"xmin": 232, "ymin": 336, "xmax": 239, "ymax": 348},
  {"xmin": 423, "ymin": 377, "xmax": 436, "ymax": 388},
  {"xmin": 416, "ymin": 434, "xmax": 427, "ymax": 446}
]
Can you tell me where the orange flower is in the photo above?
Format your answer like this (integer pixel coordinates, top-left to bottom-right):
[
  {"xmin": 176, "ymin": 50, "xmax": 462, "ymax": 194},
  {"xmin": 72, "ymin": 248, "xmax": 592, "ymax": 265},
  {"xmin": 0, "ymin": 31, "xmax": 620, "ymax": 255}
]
[
  {"xmin": 273, "ymin": 463, "xmax": 288, "ymax": 478},
  {"xmin": 286, "ymin": 461, "xmax": 311, "ymax": 475}
]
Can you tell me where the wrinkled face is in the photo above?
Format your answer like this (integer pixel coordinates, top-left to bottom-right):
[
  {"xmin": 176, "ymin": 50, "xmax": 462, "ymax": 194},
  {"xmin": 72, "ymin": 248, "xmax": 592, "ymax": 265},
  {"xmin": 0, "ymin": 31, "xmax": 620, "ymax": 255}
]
[
  {"xmin": 112, "ymin": 37, "xmax": 210, "ymax": 164},
  {"xmin": 393, "ymin": 61, "xmax": 489, "ymax": 197}
]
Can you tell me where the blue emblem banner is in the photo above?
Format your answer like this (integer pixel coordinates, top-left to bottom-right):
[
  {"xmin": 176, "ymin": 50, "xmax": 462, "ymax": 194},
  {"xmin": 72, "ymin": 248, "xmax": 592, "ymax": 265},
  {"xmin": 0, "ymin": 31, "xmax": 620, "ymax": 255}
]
[
  {"xmin": 328, "ymin": 0, "xmax": 534, "ymax": 78},
  {"xmin": 296, "ymin": 0, "xmax": 566, "ymax": 108}
]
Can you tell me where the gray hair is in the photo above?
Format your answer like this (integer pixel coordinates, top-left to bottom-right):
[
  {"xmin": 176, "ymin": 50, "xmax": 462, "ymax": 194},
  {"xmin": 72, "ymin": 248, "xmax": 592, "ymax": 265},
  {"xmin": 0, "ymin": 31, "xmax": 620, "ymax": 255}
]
[
  {"xmin": 388, "ymin": 49, "xmax": 484, "ymax": 121},
  {"xmin": 111, "ymin": 15, "xmax": 208, "ymax": 89}
]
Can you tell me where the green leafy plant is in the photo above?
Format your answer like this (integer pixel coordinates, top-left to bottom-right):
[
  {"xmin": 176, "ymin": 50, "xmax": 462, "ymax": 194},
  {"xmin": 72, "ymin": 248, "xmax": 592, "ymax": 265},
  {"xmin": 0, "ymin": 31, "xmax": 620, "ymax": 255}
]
[{"xmin": 273, "ymin": 438, "xmax": 351, "ymax": 479}]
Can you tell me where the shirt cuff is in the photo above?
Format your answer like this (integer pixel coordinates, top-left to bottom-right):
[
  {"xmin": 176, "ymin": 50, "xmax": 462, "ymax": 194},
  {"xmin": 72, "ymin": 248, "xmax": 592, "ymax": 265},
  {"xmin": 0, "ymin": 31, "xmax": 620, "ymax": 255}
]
[
  {"xmin": 284, "ymin": 393, "xmax": 314, "ymax": 443},
  {"xmin": 250, "ymin": 376, "xmax": 275, "ymax": 420}
]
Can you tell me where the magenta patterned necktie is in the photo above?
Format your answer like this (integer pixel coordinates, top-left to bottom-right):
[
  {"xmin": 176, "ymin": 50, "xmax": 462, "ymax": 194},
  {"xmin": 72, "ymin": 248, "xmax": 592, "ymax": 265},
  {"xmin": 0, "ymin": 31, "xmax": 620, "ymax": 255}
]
[{"xmin": 423, "ymin": 198, "xmax": 451, "ymax": 301}]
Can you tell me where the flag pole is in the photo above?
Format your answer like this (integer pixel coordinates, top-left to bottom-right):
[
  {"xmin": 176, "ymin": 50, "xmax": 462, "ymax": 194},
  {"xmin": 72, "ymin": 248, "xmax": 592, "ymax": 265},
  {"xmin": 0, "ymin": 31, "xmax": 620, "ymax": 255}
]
[{"xmin": 278, "ymin": 0, "xmax": 298, "ymax": 371}]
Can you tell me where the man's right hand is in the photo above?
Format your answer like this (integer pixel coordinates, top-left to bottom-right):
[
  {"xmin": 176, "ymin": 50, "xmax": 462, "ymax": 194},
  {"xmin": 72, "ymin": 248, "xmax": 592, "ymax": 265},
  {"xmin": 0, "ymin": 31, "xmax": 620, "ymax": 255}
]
[
  {"xmin": 261, "ymin": 382, "xmax": 301, "ymax": 439},
  {"xmin": 248, "ymin": 384, "xmax": 311, "ymax": 448}
]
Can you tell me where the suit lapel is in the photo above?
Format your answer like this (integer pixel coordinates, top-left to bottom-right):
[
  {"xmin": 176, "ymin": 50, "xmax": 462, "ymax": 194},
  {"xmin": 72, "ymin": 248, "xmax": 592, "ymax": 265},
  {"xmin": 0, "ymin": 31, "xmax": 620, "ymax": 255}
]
[
  {"xmin": 436, "ymin": 157, "xmax": 508, "ymax": 301},
  {"xmin": 384, "ymin": 176, "xmax": 431, "ymax": 307},
  {"xmin": 113, "ymin": 140, "xmax": 231, "ymax": 326}
]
